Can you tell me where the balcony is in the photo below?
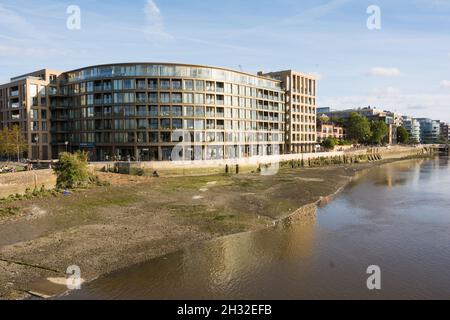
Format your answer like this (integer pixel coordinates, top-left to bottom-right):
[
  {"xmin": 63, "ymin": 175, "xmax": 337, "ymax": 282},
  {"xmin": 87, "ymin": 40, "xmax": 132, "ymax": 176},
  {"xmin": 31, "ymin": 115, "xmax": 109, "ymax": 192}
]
[
  {"xmin": 11, "ymin": 102, "xmax": 20, "ymax": 108},
  {"xmin": 10, "ymin": 90, "xmax": 19, "ymax": 97}
]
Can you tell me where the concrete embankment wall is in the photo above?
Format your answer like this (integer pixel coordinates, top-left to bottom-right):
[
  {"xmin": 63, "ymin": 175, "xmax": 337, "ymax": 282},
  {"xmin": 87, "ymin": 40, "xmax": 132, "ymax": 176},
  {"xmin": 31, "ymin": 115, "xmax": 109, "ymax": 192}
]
[
  {"xmin": 90, "ymin": 145, "xmax": 432, "ymax": 176},
  {"xmin": 0, "ymin": 170, "xmax": 56, "ymax": 199}
]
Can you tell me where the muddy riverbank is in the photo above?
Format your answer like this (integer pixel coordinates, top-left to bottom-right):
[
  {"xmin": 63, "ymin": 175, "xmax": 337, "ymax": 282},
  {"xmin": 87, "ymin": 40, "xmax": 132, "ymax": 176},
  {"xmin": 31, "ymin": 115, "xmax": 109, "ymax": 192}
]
[{"xmin": 0, "ymin": 156, "xmax": 430, "ymax": 299}]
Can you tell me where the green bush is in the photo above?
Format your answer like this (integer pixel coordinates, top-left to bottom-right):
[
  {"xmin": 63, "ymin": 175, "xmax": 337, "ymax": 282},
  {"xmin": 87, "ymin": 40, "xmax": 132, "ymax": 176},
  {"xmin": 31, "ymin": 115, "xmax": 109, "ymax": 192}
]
[{"xmin": 54, "ymin": 151, "xmax": 97, "ymax": 189}]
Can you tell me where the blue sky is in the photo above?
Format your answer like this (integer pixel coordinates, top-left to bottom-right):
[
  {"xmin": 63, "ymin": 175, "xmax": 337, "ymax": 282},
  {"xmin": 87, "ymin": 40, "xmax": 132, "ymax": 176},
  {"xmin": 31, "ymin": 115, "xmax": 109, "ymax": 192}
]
[{"xmin": 1, "ymin": 0, "xmax": 450, "ymax": 122}]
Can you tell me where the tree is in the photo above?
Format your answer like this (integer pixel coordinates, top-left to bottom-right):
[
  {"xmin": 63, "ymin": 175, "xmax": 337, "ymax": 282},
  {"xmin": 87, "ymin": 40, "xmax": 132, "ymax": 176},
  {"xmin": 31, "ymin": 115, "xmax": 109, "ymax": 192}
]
[
  {"xmin": 397, "ymin": 126, "xmax": 410, "ymax": 144},
  {"xmin": 346, "ymin": 112, "xmax": 371, "ymax": 143},
  {"xmin": 0, "ymin": 126, "xmax": 27, "ymax": 161},
  {"xmin": 321, "ymin": 137, "xmax": 338, "ymax": 150},
  {"xmin": 0, "ymin": 127, "xmax": 8, "ymax": 158},
  {"xmin": 369, "ymin": 120, "xmax": 389, "ymax": 145},
  {"xmin": 54, "ymin": 151, "xmax": 96, "ymax": 189},
  {"xmin": 9, "ymin": 125, "xmax": 27, "ymax": 161}
]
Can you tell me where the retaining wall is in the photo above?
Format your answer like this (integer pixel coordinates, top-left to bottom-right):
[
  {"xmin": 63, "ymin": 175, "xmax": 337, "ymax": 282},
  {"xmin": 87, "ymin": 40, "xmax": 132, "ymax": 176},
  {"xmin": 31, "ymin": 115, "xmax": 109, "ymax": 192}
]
[{"xmin": 0, "ymin": 169, "xmax": 56, "ymax": 199}]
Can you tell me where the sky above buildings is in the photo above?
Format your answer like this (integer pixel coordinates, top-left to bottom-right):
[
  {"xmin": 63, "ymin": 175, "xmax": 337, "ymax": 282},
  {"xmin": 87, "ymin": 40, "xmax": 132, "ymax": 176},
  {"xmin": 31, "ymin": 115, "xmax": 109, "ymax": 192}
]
[{"xmin": 1, "ymin": 0, "xmax": 449, "ymax": 122}]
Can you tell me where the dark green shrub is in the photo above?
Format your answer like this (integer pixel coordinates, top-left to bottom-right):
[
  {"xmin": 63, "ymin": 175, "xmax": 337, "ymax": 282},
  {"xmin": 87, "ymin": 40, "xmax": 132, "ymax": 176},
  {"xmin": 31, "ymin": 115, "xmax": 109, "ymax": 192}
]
[{"xmin": 53, "ymin": 151, "xmax": 99, "ymax": 189}]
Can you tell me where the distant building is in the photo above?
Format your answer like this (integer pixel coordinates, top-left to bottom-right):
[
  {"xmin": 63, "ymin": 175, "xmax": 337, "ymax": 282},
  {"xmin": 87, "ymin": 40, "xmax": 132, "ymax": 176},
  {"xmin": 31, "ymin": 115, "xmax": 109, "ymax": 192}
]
[
  {"xmin": 402, "ymin": 116, "xmax": 421, "ymax": 143},
  {"xmin": 416, "ymin": 118, "xmax": 441, "ymax": 144},
  {"xmin": 318, "ymin": 106, "xmax": 397, "ymax": 144},
  {"xmin": 440, "ymin": 122, "xmax": 449, "ymax": 143},
  {"xmin": 316, "ymin": 119, "xmax": 345, "ymax": 143}
]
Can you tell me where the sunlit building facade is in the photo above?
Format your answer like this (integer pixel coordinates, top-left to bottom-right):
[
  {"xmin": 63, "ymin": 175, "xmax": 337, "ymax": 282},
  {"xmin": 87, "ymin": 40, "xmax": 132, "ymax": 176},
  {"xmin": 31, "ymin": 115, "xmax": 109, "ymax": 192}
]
[{"xmin": 2, "ymin": 63, "xmax": 289, "ymax": 161}]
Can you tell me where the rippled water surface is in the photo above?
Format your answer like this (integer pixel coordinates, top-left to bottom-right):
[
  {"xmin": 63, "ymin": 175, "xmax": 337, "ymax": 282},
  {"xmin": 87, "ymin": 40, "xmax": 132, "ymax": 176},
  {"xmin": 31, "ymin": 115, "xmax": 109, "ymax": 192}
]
[{"xmin": 67, "ymin": 157, "xmax": 450, "ymax": 299}]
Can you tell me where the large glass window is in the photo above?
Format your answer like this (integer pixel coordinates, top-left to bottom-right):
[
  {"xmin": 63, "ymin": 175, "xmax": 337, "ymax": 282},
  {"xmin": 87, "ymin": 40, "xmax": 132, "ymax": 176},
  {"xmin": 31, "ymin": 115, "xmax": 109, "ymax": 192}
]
[
  {"xmin": 160, "ymin": 106, "xmax": 170, "ymax": 116},
  {"xmin": 160, "ymin": 93, "xmax": 170, "ymax": 103},
  {"xmin": 184, "ymin": 119, "xmax": 194, "ymax": 130},
  {"xmin": 183, "ymin": 80, "xmax": 194, "ymax": 91},
  {"xmin": 160, "ymin": 79, "xmax": 170, "ymax": 90},
  {"xmin": 149, "ymin": 105, "xmax": 158, "ymax": 116},
  {"xmin": 113, "ymin": 80, "xmax": 123, "ymax": 90},
  {"xmin": 149, "ymin": 132, "xmax": 158, "ymax": 143},
  {"xmin": 149, "ymin": 79, "xmax": 158, "ymax": 90},
  {"xmin": 184, "ymin": 106, "xmax": 194, "ymax": 117},
  {"xmin": 172, "ymin": 118, "xmax": 182, "ymax": 129},
  {"xmin": 149, "ymin": 93, "xmax": 158, "ymax": 103},
  {"xmin": 171, "ymin": 93, "xmax": 182, "ymax": 103},
  {"xmin": 195, "ymin": 106, "xmax": 205, "ymax": 117},
  {"xmin": 172, "ymin": 106, "xmax": 182, "ymax": 116},
  {"xmin": 149, "ymin": 118, "xmax": 158, "ymax": 129},
  {"xmin": 195, "ymin": 119, "xmax": 204, "ymax": 130},
  {"xmin": 160, "ymin": 118, "xmax": 170, "ymax": 130},
  {"xmin": 195, "ymin": 80, "xmax": 204, "ymax": 91},
  {"xmin": 195, "ymin": 94, "xmax": 204, "ymax": 104},
  {"xmin": 183, "ymin": 93, "xmax": 194, "ymax": 104},
  {"xmin": 137, "ymin": 119, "xmax": 147, "ymax": 129},
  {"xmin": 172, "ymin": 79, "xmax": 182, "ymax": 90}
]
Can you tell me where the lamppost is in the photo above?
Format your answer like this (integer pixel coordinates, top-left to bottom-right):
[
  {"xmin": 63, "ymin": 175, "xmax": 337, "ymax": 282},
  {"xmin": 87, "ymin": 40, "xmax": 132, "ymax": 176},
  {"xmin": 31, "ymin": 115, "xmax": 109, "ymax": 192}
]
[{"xmin": 65, "ymin": 141, "xmax": 69, "ymax": 153}]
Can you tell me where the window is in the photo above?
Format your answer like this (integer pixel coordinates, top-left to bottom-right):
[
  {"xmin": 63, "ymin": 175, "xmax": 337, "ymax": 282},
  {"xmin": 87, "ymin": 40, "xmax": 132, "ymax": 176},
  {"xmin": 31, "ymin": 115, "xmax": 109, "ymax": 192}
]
[
  {"xmin": 184, "ymin": 106, "xmax": 194, "ymax": 117},
  {"xmin": 149, "ymin": 132, "xmax": 158, "ymax": 143},
  {"xmin": 149, "ymin": 93, "xmax": 158, "ymax": 103},
  {"xmin": 183, "ymin": 80, "xmax": 194, "ymax": 91},
  {"xmin": 160, "ymin": 132, "xmax": 171, "ymax": 142},
  {"xmin": 195, "ymin": 106, "xmax": 205, "ymax": 117},
  {"xmin": 137, "ymin": 119, "xmax": 147, "ymax": 129},
  {"xmin": 124, "ymin": 106, "xmax": 135, "ymax": 117},
  {"xmin": 172, "ymin": 79, "xmax": 182, "ymax": 90},
  {"xmin": 196, "ymin": 80, "xmax": 204, "ymax": 91},
  {"xmin": 123, "ymin": 79, "xmax": 135, "ymax": 90},
  {"xmin": 172, "ymin": 119, "xmax": 182, "ymax": 129},
  {"xmin": 206, "ymin": 81, "xmax": 215, "ymax": 92},
  {"xmin": 160, "ymin": 79, "xmax": 170, "ymax": 89},
  {"xmin": 114, "ymin": 93, "xmax": 123, "ymax": 104},
  {"xmin": 137, "ymin": 132, "xmax": 147, "ymax": 143},
  {"xmin": 183, "ymin": 93, "xmax": 194, "ymax": 104},
  {"xmin": 172, "ymin": 106, "xmax": 182, "ymax": 116},
  {"xmin": 206, "ymin": 94, "xmax": 215, "ymax": 104},
  {"xmin": 184, "ymin": 119, "xmax": 194, "ymax": 130},
  {"xmin": 160, "ymin": 106, "xmax": 170, "ymax": 116},
  {"xmin": 86, "ymin": 82, "xmax": 94, "ymax": 92},
  {"xmin": 195, "ymin": 119, "xmax": 204, "ymax": 130},
  {"xmin": 160, "ymin": 119, "xmax": 171, "ymax": 129},
  {"xmin": 114, "ymin": 106, "xmax": 123, "ymax": 116},
  {"xmin": 149, "ymin": 105, "xmax": 158, "ymax": 116},
  {"xmin": 114, "ymin": 120, "xmax": 124, "ymax": 130},
  {"xmin": 160, "ymin": 93, "xmax": 170, "ymax": 103},
  {"xmin": 113, "ymin": 80, "xmax": 123, "ymax": 90},
  {"xmin": 149, "ymin": 79, "xmax": 158, "ymax": 90},
  {"xmin": 137, "ymin": 106, "xmax": 147, "ymax": 116},
  {"xmin": 171, "ymin": 93, "xmax": 182, "ymax": 103},
  {"xmin": 195, "ymin": 94, "xmax": 204, "ymax": 104},
  {"xmin": 149, "ymin": 119, "xmax": 158, "ymax": 129}
]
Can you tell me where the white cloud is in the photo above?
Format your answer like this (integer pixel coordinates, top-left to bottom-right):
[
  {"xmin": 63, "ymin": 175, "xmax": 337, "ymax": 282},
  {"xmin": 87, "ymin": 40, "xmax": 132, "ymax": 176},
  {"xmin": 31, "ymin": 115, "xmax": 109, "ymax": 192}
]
[
  {"xmin": 0, "ymin": 45, "xmax": 64, "ymax": 57},
  {"xmin": 284, "ymin": 0, "xmax": 351, "ymax": 25},
  {"xmin": 370, "ymin": 86, "xmax": 401, "ymax": 95},
  {"xmin": 440, "ymin": 80, "xmax": 450, "ymax": 88},
  {"xmin": 143, "ymin": 0, "xmax": 173, "ymax": 40},
  {"xmin": 367, "ymin": 67, "xmax": 401, "ymax": 77}
]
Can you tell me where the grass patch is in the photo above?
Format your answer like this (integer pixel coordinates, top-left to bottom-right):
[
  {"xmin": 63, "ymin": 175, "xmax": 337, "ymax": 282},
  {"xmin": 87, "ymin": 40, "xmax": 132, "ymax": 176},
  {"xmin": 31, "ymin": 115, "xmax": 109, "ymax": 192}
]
[{"xmin": 0, "ymin": 206, "xmax": 20, "ymax": 217}]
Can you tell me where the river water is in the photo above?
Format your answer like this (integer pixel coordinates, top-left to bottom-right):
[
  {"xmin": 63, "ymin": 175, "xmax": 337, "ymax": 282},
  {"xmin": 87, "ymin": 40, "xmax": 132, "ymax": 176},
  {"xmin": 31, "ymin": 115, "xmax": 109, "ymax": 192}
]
[{"xmin": 67, "ymin": 157, "xmax": 450, "ymax": 299}]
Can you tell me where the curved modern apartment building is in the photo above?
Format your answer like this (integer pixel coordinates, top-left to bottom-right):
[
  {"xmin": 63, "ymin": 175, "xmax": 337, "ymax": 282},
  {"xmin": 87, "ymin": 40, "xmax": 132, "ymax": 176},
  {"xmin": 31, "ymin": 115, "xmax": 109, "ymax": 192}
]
[{"xmin": 0, "ymin": 63, "xmax": 319, "ymax": 161}]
